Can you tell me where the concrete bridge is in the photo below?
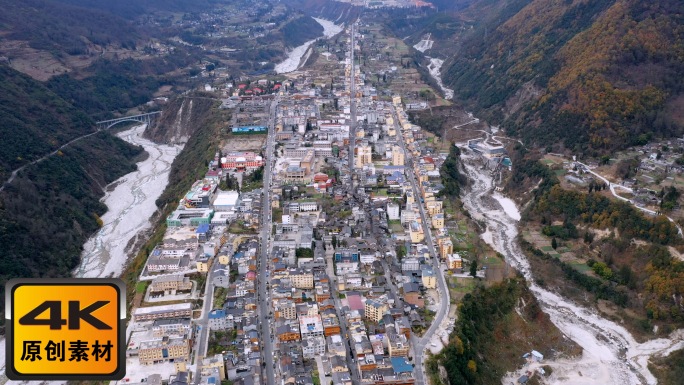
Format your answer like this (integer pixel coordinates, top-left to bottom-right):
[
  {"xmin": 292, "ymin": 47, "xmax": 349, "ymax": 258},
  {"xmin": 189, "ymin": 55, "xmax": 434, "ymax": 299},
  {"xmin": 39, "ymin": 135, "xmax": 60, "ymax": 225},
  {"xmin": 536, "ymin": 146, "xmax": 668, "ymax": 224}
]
[{"xmin": 95, "ymin": 111, "xmax": 161, "ymax": 130}]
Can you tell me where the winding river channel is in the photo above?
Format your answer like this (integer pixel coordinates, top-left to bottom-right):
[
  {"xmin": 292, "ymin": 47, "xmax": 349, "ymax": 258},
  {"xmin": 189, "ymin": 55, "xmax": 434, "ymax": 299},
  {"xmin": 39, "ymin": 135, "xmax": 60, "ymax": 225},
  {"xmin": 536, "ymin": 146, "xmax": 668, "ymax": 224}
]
[
  {"xmin": 459, "ymin": 149, "xmax": 684, "ymax": 385},
  {"xmin": 275, "ymin": 18, "xmax": 343, "ymax": 74},
  {"xmin": 76, "ymin": 124, "xmax": 182, "ymax": 278}
]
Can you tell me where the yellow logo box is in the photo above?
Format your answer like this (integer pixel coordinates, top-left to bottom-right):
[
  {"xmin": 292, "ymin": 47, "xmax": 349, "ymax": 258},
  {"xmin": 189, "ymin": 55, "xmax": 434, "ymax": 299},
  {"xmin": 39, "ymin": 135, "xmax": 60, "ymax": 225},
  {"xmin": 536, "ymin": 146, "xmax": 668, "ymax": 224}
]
[{"xmin": 5, "ymin": 278, "xmax": 126, "ymax": 380}]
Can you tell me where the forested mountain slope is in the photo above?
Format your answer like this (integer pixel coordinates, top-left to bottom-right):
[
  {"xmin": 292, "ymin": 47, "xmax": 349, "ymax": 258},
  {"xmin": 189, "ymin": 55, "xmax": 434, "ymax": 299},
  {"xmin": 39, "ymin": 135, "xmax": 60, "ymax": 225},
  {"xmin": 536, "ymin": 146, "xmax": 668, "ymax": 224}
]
[
  {"xmin": 0, "ymin": 64, "xmax": 94, "ymax": 181},
  {"xmin": 442, "ymin": 0, "xmax": 684, "ymax": 155},
  {"xmin": 281, "ymin": 0, "xmax": 362, "ymax": 24},
  {"xmin": 0, "ymin": 65, "xmax": 144, "ymax": 316},
  {"xmin": 53, "ymin": 0, "xmax": 224, "ymax": 18},
  {"xmin": 0, "ymin": 0, "xmax": 140, "ymax": 55},
  {"xmin": 265, "ymin": 15, "xmax": 324, "ymax": 48}
]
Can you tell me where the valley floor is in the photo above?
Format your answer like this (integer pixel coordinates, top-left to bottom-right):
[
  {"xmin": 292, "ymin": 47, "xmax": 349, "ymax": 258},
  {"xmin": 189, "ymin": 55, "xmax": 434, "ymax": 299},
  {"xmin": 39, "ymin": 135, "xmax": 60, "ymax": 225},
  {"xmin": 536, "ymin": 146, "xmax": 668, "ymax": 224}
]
[{"xmin": 459, "ymin": 148, "xmax": 684, "ymax": 385}]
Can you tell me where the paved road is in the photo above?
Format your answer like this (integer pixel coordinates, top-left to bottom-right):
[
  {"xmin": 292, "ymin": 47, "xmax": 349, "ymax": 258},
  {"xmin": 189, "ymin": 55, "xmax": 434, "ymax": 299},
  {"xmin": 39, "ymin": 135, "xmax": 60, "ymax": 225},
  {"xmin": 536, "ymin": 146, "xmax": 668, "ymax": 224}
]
[
  {"xmin": 348, "ymin": 21, "xmax": 357, "ymax": 191},
  {"xmin": 193, "ymin": 260, "xmax": 220, "ymax": 382},
  {"xmin": 392, "ymin": 105, "xmax": 450, "ymax": 385},
  {"xmin": 576, "ymin": 161, "xmax": 683, "ymax": 237},
  {"xmin": 326, "ymin": 252, "xmax": 362, "ymax": 384},
  {"xmin": 257, "ymin": 96, "xmax": 279, "ymax": 385},
  {"xmin": 0, "ymin": 127, "xmax": 104, "ymax": 192}
]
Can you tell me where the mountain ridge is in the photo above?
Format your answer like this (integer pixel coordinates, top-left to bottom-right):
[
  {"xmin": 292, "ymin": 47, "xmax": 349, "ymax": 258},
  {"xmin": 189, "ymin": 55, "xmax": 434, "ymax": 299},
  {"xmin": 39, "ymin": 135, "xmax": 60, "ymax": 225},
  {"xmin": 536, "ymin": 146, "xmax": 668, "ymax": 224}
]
[
  {"xmin": 0, "ymin": 65, "xmax": 144, "ymax": 317},
  {"xmin": 439, "ymin": 0, "xmax": 684, "ymax": 155}
]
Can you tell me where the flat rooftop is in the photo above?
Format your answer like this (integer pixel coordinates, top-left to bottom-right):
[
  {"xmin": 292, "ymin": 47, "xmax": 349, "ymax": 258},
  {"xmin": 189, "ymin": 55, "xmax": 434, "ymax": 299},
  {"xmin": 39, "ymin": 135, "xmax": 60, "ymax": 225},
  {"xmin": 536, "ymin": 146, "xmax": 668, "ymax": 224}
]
[{"xmin": 134, "ymin": 302, "xmax": 192, "ymax": 316}]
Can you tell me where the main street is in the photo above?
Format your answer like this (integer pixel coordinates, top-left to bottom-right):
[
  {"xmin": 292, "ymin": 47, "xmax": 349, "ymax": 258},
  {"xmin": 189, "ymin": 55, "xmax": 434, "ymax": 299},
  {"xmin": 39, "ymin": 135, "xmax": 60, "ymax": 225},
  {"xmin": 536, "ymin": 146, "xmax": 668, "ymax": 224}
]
[
  {"xmin": 344, "ymin": 17, "xmax": 449, "ymax": 383},
  {"xmin": 326, "ymin": 251, "xmax": 362, "ymax": 385},
  {"xmin": 391, "ymin": 105, "xmax": 450, "ymax": 385},
  {"xmin": 193, "ymin": 259, "xmax": 220, "ymax": 383},
  {"xmin": 348, "ymin": 21, "xmax": 357, "ymax": 191},
  {"xmin": 257, "ymin": 96, "xmax": 279, "ymax": 385}
]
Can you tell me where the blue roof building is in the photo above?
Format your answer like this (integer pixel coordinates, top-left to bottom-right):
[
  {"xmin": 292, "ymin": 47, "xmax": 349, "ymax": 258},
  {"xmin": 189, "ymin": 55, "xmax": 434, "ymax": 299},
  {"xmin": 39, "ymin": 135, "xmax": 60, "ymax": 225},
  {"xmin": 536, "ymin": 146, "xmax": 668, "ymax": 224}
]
[
  {"xmin": 208, "ymin": 309, "xmax": 227, "ymax": 330},
  {"xmin": 232, "ymin": 126, "xmax": 267, "ymax": 134},
  {"xmin": 196, "ymin": 223, "xmax": 210, "ymax": 234},
  {"xmin": 390, "ymin": 357, "xmax": 413, "ymax": 374}
]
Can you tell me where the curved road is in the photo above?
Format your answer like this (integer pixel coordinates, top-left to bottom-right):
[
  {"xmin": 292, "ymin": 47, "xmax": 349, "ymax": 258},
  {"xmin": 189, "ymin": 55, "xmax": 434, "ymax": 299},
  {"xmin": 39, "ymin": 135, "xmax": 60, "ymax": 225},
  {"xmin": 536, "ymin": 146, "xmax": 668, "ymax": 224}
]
[
  {"xmin": 0, "ymin": 128, "xmax": 102, "ymax": 192},
  {"xmin": 576, "ymin": 161, "xmax": 683, "ymax": 237},
  {"xmin": 459, "ymin": 149, "xmax": 683, "ymax": 385}
]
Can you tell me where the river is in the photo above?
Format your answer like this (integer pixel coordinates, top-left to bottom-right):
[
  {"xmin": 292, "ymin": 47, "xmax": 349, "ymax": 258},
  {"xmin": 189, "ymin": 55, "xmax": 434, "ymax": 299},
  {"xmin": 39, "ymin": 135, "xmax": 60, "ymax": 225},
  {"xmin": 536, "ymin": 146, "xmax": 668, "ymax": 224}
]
[
  {"xmin": 0, "ymin": 124, "xmax": 181, "ymax": 381},
  {"xmin": 75, "ymin": 124, "xmax": 182, "ymax": 278},
  {"xmin": 458, "ymin": 148, "xmax": 684, "ymax": 384},
  {"xmin": 275, "ymin": 18, "xmax": 343, "ymax": 74},
  {"xmin": 426, "ymin": 57, "xmax": 454, "ymax": 100}
]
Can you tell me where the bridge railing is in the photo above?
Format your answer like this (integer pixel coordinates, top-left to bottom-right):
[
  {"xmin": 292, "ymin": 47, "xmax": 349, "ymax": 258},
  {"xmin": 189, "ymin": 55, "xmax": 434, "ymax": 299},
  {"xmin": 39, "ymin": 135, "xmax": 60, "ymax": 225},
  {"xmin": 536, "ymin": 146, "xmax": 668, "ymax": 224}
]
[{"xmin": 95, "ymin": 111, "xmax": 162, "ymax": 129}]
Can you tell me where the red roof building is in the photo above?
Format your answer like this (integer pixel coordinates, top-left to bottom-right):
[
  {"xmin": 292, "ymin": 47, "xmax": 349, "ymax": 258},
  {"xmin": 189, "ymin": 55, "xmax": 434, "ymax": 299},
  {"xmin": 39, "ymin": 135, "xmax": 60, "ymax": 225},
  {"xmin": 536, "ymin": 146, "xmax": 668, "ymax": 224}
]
[
  {"xmin": 221, "ymin": 152, "xmax": 264, "ymax": 171},
  {"xmin": 347, "ymin": 294, "xmax": 365, "ymax": 311},
  {"xmin": 313, "ymin": 173, "xmax": 329, "ymax": 183}
]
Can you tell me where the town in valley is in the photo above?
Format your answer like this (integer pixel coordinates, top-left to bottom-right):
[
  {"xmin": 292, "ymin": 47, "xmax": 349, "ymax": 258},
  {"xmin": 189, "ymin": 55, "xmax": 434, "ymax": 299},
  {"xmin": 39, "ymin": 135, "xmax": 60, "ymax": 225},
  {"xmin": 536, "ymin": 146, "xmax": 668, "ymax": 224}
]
[{"xmin": 120, "ymin": 17, "xmax": 509, "ymax": 385}]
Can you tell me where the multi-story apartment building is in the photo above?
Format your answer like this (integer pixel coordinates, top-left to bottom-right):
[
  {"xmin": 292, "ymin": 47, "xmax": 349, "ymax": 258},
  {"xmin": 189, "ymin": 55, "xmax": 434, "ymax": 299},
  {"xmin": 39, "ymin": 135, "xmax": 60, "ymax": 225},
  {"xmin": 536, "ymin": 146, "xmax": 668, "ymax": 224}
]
[
  {"xmin": 387, "ymin": 326, "xmax": 410, "ymax": 357},
  {"xmin": 364, "ymin": 299, "xmax": 389, "ymax": 323},
  {"xmin": 334, "ymin": 247, "xmax": 360, "ymax": 263},
  {"xmin": 275, "ymin": 299, "xmax": 297, "ymax": 320},
  {"xmin": 392, "ymin": 145, "xmax": 405, "ymax": 166},
  {"xmin": 437, "ymin": 237, "xmax": 453, "ymax": 260},
  {"xmin": 401, "ymin": 258, "xmax": 420, "ymax": 273},
  {"xmin": 208, "ymin": 309, "xmax": 228, "ymax": 330},
  {"xmin": 409, "ymin": 221, "xmax": 424, "ymax": 243},
  {"xmin": 299, "ymin": 315, "xmax": 324, "ymax": 339},
  {"xmin": 149, "ymin": 274, "xmax": 193, "ymax": 293},
  {"xmin": 138, "ymin": 336, "xmax": 190, "ymax": 365},
  {"xmin": 421, "ymin": 268, "xmax": 437, "ymax": 289},
  {"xmin": 133, "ymin": 303, "xmax": 193, "ymax": 322},
  {"xmin": 296, "ymin": 302, "xmax": 320, "ymax": 318},
  {"xmin": 152, "ymin": 318, "xmax": 192, "ymax": 337},
  {"xmin": 387, "ymin": 202, "xmax": 400, "ymax": 221},
  {"xmin": 276, "ymin": 320, "xmax": 301, "ymax": 342},
  {"xmin": 448, "ymin": 253, "xmax": 463, "ymax": 270},
  {"xmin": 289, "ymin": 268, "xmax": 314, "ymax": 289},
  {"xmin": 322, "ymin": 313, "xmax": 342, "ymax": 336},
  {"xmin": 356, "ymin": 143, "xmax": 372, "ymax": 168},
  {"xmin": 200, "ymin": 354, "xmax": 226, "ymax": 380},
  {"xmin": 431, "ymin": 213, "xmax": 445, "ymax": 229},
  {"xmin": 400, "ymin": 207, "xmax": 418, "ymax": 225},
  {"xmin": 302, "ymin": 336, "xmax": 327, "ymax": 359}
]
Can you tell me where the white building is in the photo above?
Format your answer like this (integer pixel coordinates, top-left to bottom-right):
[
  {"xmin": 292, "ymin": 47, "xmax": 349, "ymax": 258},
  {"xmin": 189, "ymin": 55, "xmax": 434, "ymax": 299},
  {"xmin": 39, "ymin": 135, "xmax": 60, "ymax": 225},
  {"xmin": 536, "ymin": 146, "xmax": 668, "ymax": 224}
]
[
  {"xmin": 401, "ymin": 258, "xmax": 420, "ymax": 272},
  {"xmin": 387, "ymin": 202, "xmax": 400, "ymax": 221},
  {"xmin": 299, "ymin": 315, "xmax": 324, "ymax": 339},
  {"xmin": 400, "ymin": 209, "xmax": 418, "ymax": 224},
  {"xmin": 302, "ymin": 336, "xmax": 327, "ymax": 359},
  {"xmin": 299, "ymin": 201, "xmax": 318, "ymax": 212},
  {"xmin": 345, "ymin": 273, "xmax": 363, "ymax": 288},
  {"xmin": 213, "ymin": 191, "xmax": 240, "ymax": 211},
  {"xmin": 360, "ymin": 251, "xmax": 377, "ymax": 265},
  {"xmin": 336, "ymin": 261, "xmax": 359, "ymax": 276}
]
